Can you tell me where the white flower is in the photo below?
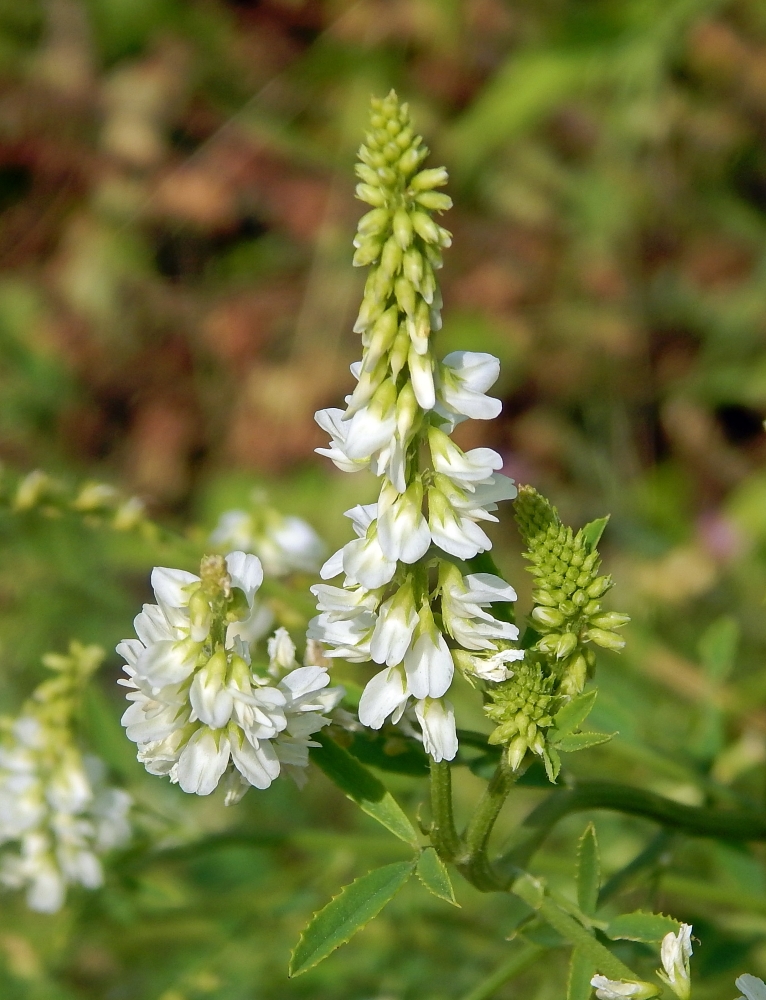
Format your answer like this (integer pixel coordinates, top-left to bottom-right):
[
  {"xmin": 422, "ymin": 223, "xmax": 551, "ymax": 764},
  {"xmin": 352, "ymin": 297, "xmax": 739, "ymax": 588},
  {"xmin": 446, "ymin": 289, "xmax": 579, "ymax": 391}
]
[
  {"xmin": 659, "ymin": 924, "xmax": 693, "ymax": 1000},
  {"xmin": 358, "ymin": 666, "xmax": 409, "ymax": 729},
  {"xmin": 370, "ymin": 581, "xmax": 418, "ymax": 666},
  {"xmin": 440, "ymin": 567, "xmax": 520, "ymax": 652},
  {"xmin": 211, "ymin": 506, "xmax": 326, "ymax": 577},
  {"xmin": 464, "ymin": 646, "xmax": 524, "ymax": 682},
  {"xmin": 268, "ymin": 627, "xmax": 298, "ymax": 676},
  {"xmin": 173, "ymin": 728, "xmax": 231, "ymax": 796},
  {"xmin": 0, "ymin": 716, "xmax": 131, "ymax": 913},
  {"xmin": 342, "ymin": 532, "xmax": 397, "ymax": 589},
  {"xmin": 377, "ymin": 481, "xmax": 431, "ymax": 564},
  {"xmin": 415, "ymin": 698, "xmax": 457, "ymax": 762},
  {"xmin": 403, "ymin": 605, "xmax": 453, "ymax": 699},
  {"xmin": 408, "ymin": 347, "xmax": 435, "ymax": 409},
  {"xmin": 307, "ymin": 609, "xmax": 375, "ymax": 662},
  {"xmin": 590, "ymin": 975, "xmax": 659, "ymax": 1000},
  {"xmin": 428, "ymin": 487, "xmax": 493, "ymax": 559},
  {"xmin": 315, "ymin": 408, "xmax": 369, "ymax": 473},
  {"xmin": 428, "ymin": 427, "xmax": 503, "ymax": 488},
  {"xmin": 735, "ymin": 974, "xmax": 766, "ymax": 1000},
  {"xmin": 435, "ymin": 351, "xmax": 502, "ymax": 425}
]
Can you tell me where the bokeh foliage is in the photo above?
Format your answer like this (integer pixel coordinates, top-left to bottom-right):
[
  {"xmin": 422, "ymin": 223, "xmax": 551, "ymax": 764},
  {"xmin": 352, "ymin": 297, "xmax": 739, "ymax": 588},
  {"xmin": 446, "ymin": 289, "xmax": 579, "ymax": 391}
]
[{"xmin": 1, "ymin": 0, "xmax": 766, "ymax": 997}]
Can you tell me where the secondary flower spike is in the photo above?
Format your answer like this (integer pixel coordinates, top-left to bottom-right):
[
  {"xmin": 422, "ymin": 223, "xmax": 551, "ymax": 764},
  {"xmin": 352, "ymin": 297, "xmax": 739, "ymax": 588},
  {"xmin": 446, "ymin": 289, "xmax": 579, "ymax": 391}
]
[{"xmin": 309, "ymin": 91, "xmax": 521, "ymax": 761}]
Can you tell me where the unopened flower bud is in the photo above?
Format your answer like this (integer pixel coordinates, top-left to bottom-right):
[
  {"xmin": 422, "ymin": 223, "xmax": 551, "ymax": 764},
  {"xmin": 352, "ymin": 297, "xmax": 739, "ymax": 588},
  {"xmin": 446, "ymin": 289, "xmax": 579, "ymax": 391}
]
[
  {"xmin": 507, "ymin": 736, "xmax": 528, "ymax": 770},
  {"xmin": 590, "ymin": 612, "xmax": 630, "ymax": 630},
  {"xmin": 587, "ymin": 576, "xmax": 612, "ymax": 598},
  {"xmin": 380, "ymin": 236, "xmax": 403, "ymax": 277},
  {"xmin": 403, "ymin": 247, "xmax": 423, "ymax": 287},
  {"xmin": 395, "ymin": 275, "xmax": 416, "ymax": 317},
  {"xmin": 393, "ymin": 208, "xmax": 413, "ymax": 248},
  {"xmin": 353, "ymin": 237, "xmax": 383, "ymax": 267},
  {"xmin": 389, "ymin": 326, "xmax": 410, "ymax": 378},
  {"xmin": 414, "ymin": 191, "xmax": 453, "ymax": 211},
  {"xmin": 410, "ymin": 210, "xmax": 440, "ymax": 244},
  {"xmin": 397, "ymin": 144, "xmax": 425, "ymax": 175},
  {"xmin": 410, "ymin": 167, "xmax": 448, "ymax": 191},
  {"xmin": 356, "ymin": 207, "xmax": 390, "ymax": 237},
  {"xmin": 586, "ymin": 628, "xmax": 626, "ymax": 651},
  {"xmin": 188, "ymin": 588, "xmax": 213, "ymax": 643},
  {"xmin": 555, "ymin": 633, "xmax": 578, "ymax": 659},
  {"xmin": 531, "ymin": 606, "xmax": 565, "ymax": 630},
  {"xmin": 355, "ymin": 183, "xmax": 386, "ymax": 207}
]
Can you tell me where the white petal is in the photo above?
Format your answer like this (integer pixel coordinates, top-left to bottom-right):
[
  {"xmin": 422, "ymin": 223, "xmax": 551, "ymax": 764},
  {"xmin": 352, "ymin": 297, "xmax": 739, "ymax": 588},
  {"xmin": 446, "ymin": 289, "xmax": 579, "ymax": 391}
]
[
  {"xmin": 175, "ymin": 729, "xmax": 230, "ymax": 795},
  {"xmin": 226, "ymin": 551, "xmax": 263, "ymax": 599},
  {"xmin": 151, "ymin": 567, "xmax": 200, "ymax": 608},
  {"xmin": 136, "ymin": 639, "xmax": 199, "ymax": 687},
  {"xmin": 404, "ymin": 631, "xmax": 454, "ymax": 699},
  {"xmin": 320, "ymin": 548, "xmax": 345, "ymax": 580},
  {"xmin": 358, "ymin": 668, "xmax": 409, "ymax": 729},
  {"xmin": 415, "ymin": 699, "xmax": 458, "ymax": 762},
  {"xmin": 230, "ymin": 736, "xmax": 280, "ymax": 789}
]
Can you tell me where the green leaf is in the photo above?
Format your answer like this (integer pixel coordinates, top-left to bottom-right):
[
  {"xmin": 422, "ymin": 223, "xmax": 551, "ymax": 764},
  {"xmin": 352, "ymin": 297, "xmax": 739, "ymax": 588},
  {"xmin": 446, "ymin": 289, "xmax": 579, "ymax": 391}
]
[
  {"xmin": 312, "ymin": 734, "xmax": 419, "ymax": 847},
  {"xmin": 576, "ymin": 824, "xmax": 600, "ymax": 917},
  {"xmin": 552, "ymin": 690, "xmax": 598, "ymax": 736},
  {"xmin": 542, "ymin": 746, "xmax": 561, "ymax": 783},
  {"xmin": 567, "ymin": 946, "xmax": 597, "ymax": 1000},
  {"xmin": 345, "ymin": 729, "xmax": 429, "ymax": 776},
  {"xmin": 552, "ymin": 732, "xmax": 614, "ymax": 753},
  {"xmin": 417, "ymin": 848, "xmax": 459, "ymax": 906},
  {"xmin": 289, "ymin": 860, "xmax": 415, "ymax": 977},
  {"xmin": 416, "ymin": 848, "xmax": 459, "ymax": 907},
  {"xmin": 606, "ymin": 911, "xmax": 681, "ymax": 943},
  {"xmin": 581, "ymin": 516, "xmax": 610, "ymax": 552},
  {"xmin": 512, "ymin": 875, "xmax": 638, "ymax": 982}
]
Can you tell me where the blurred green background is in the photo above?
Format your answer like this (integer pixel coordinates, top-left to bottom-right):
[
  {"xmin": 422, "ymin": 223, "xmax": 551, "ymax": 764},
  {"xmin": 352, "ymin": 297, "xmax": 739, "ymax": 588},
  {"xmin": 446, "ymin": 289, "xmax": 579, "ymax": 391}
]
[{"xmin": 2, "ymin": 0, "xmax": 766, "ymax": 997}]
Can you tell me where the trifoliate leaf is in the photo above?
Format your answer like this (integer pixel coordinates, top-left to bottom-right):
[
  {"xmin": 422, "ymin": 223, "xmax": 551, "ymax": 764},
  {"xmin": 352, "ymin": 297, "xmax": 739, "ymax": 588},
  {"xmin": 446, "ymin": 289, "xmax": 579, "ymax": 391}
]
[
  {"xmin": 312, "ymin": 734, "xmax": 419, "ymax": 848},
  {"xmin": 416, "ymin": 848, "xmax": 459, "ymax": 906},
  {"xmin": 289, "ymin": 860, "xmax": 415, "ymax": 977},
  {"xmin": 606, "ymin": 911, "xmax": 681, "ymax": 943}
]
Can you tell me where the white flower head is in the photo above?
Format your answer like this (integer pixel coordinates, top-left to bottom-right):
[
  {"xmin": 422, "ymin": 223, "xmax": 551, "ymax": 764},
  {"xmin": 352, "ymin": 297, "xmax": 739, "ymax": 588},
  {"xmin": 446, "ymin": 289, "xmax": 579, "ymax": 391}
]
[
  {"xmin": 415, "ymin": 698, "xmax": 457, "ymax": 762},
  {"xmin": 659, "ymin": 924, "xmax": 693, "ymax": 1000}
]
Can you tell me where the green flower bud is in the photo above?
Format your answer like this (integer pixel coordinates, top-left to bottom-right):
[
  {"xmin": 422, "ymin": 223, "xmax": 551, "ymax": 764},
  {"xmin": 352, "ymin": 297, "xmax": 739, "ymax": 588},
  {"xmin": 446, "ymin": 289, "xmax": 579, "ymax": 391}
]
[
  {"xmin": 507, "ymin": 736, "xmax": 528, "ymax": 771},
  {"xmin": 380, "ymin": 236, "xmax": 403, "ymax": 277},
  {"xmin": 531, "ymin": 606, "xmax": 565, "ymax": 630},
  {"xmin": 585, "ymin": 628, "xmax": 626, "ymax": 651},
  {"xmin": 353, "ymin": 238, "xmax": 383, "ymax": 267},
  {"xmin": 414, "ymin": 191, "xmax": 453, "ymax": 211},
  {"xmin": 410, "ymin": 210, "xmax": 441, "ymax": 244},
  {"xmin": 587, "ymin": 576, "xmax": 613, "ymax": 598},
  {"xmin": 590, "ymin": 612, "xmax": 630, "ymax": 630},
  {"xmin": 355, "ymin": 183, "xmax": 387, "ymax": 207},
  {"xmin": 554, "ymin": 632, "xmax": 578, "ymax": 659},
  {"xmin": 388, "ymin": 326, "xmax": 410, "ymax": 378},
  {"xmin": 397, "ymin": 144, "xmax": 426, "ymax": 176},
  {"xmin": 393, "ymin": 208, "xmax": 413, "ymax": 248},
  {"xmin": 357, "ymin": 207, "xmax": 390, "ymax": 237},
  {"xmin": 410, "ymin": 167, "xmax": 448, "ymax": 191},
  {"xmin": 403, "ymin": 247, "xmax": 424, "ymax": 287},
  {"xmin": 394, "ymin": 275, "xmax": 416, "ymax": 318},
  {"xmin": 355, "ymin": 163, "xmax": 381, "ymax": 186}
]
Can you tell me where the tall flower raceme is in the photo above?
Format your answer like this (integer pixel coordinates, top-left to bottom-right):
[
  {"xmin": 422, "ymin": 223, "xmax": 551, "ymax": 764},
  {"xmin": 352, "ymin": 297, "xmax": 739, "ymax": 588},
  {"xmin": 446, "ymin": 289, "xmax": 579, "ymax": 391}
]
[
  {"xmin": 118, "ymin": 552, "xmax": 343, "ymax": 800},
  {"xmin": 309, "ymin": 91, "xmax": 522, "ymax": 762},
  {"xmin": 210, "ymin": 490, "xmax": 326, "ymax": 577},
  {"xmin": 0, "ymin": 643, "xmax": 131, "ymax": 913}
]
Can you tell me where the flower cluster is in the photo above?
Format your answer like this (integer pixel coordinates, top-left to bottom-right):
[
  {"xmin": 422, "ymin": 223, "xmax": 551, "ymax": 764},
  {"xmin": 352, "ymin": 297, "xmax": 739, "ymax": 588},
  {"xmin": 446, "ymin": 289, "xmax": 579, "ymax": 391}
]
[
  {"xmin": 482, "ymin": 487, "xmax": 629, "ymax": 775},
  {"xmin": 210, "ymin": 491, "xmax": 326, "ymax": 577},
  {"xmin": 118, "ymin": 552, "xmax": 343, "ymax": 799},
  {"xmin": 0, "ymin": 643, "xmax": 131, "ymax": 913},
  {"xmin": 309, "ymin": 91, "xmax": 521, "ymax": 761}
]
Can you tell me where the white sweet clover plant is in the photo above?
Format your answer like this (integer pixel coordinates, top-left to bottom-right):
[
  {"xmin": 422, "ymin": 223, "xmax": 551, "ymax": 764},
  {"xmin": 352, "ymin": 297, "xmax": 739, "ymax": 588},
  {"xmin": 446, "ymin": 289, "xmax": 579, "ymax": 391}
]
[
  {"xmin": 308, "ymin": 90, "xmax": 522, "ymax": 762},
  {"xmin": 3, "ymin": 91, "xmax": 764, "ymax": 1000}
]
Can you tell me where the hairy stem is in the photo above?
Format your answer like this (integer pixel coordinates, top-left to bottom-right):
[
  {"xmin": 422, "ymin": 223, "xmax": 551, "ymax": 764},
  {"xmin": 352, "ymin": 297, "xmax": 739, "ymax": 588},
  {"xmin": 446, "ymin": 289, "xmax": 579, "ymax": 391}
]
[
  {"xmin": 457, "ymin": 943, "xmax": 546, "ymax": 1000},
  {"xmin": 429, "ymin": 759, "xmax": 461, "ymax": 861}
]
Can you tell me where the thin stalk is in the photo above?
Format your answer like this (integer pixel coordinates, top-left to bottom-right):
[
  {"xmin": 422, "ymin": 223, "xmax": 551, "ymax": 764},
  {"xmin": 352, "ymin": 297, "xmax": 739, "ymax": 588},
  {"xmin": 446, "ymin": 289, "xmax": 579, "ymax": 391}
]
[
  {"xmin": 457, "ymin": 756, "xmax": 517, "ymax": 891},
  {"xmin": 496, "ymin": 780, "xmax": 766, "ymax": 880},
  {"xmin": 457, "ymin": 943, "xmax": 545, "ymax": 1000},
  {"xmin": 429, "ymin": 759, "xmax": 460, "ymax": 861}
]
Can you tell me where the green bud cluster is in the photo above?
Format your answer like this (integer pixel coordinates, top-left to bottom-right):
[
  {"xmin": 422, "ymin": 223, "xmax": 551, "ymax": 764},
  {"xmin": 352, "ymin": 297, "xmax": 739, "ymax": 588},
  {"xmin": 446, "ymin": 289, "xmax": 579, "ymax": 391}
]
[
  {"xmin": 6, "ymin": 467, "xmax": 147, "ymax": 533},
  {"xmin": 484, "ymin": 658, "xmax": 557, "ymax": 770},
  {"xmin": 514, "ymin": 486, "xmax": 629, "ymax": 698},
  {"xmin": 351, "ymin": 90, "xmax": 452, "ymax": 412}
]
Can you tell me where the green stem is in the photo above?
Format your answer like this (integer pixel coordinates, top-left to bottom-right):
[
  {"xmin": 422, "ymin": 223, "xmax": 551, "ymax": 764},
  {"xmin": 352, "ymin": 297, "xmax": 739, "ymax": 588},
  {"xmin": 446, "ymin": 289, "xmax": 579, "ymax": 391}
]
[
  {"xmin": 457, "ymin": 943, "xmax": 546, "ymax": 1000},
  {"xmin": 457, "ymin": 756, "xmax": 517, "ymax": 891},
  {"xmin": 497, "ymin": 780, "xmax": 766, "ymax": 878},
  {"xmin": 429, "ymin": 759, "xmax": 460, "ymax": 861}
]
